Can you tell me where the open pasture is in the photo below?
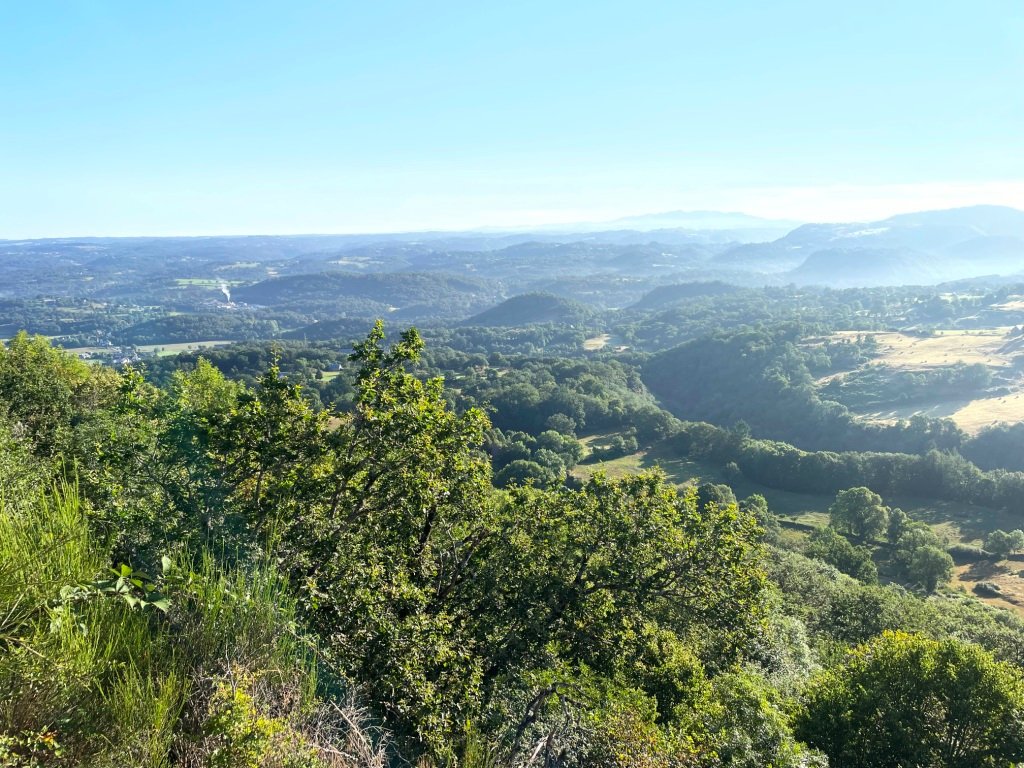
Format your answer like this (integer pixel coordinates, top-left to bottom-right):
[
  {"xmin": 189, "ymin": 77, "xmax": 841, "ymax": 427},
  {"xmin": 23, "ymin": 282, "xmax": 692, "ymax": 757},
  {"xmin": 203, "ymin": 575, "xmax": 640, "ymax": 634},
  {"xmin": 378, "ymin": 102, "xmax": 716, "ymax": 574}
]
[
  {"xmin": 951, "ymin": 392, "xmax": 1024, "ymax": 433},
  {"xmin": 855, "ymin": 392, "xmax": 1024, "ymax": 434},
  {"xmin": 953, "ymin": 561, "xmax": 1024, "ymax": 615},
  {"xmin": 828, "ymin": 328, "xmax": 1024, "ymax": 433},
  {"xmin": 832, "ymin": 328, "xmax": 1017, "ymax": 369},
  {"xmin": 994, "ymin": 298, "xmax": 1024, "ymax": 312},
  {"xmin": 582, "ymin": 333, "xmax": 628, "ymax": 352},
  {"xmin": 136, "ymin": 340, "xmax": 233, "ymax": 356}
]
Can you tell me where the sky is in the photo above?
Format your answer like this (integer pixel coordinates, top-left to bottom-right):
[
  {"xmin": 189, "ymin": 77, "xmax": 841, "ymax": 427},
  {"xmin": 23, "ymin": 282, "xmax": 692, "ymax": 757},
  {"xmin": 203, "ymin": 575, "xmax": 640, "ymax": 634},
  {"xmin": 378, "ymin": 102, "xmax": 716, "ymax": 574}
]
[{"xmin": 2, "ymin": 0, "xmax": 1023, "ymax": 237}]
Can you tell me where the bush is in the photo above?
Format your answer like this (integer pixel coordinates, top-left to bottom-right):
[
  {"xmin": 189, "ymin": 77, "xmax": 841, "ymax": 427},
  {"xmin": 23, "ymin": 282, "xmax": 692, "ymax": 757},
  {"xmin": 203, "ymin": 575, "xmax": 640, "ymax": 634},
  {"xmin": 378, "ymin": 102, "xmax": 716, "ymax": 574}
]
[
  {"xmin": 975, "ymin": 581, "xmax": 1003, "ymax": 597},
  {"xmin": 947, "ymin": 543, "xmax": 989, "ymax": 563}
]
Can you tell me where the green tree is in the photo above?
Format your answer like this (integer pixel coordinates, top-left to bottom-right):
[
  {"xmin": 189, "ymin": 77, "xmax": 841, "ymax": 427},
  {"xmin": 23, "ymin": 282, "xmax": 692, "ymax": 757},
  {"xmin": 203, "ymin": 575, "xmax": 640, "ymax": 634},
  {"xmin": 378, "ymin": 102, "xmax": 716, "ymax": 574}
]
[
  {"xmin": 796, "ymin": 631, "xmax": 1024, "ymax": 768},
  {"xmin": 908, "ymin": 545, "xmax": 955, "ymax": 593},
  {"xmin": 887, "ymin": 506, "xmax": 909, "ymax": 544},
  {"xmin": 805, "ymin": 526, "xmax": 877, "ymax": 584},
  {"xmin": 740, "ymin": 493, "xmax": 779, "ymax": 542},
  {"xmin": 696, "ymin": 482, "xmax": 737, "ymax": 512},
  {"xmin": 475, "ymin": 476, "xmax": 765, "ymax": 691},
  {"xmin": 267, "ymin": 323, "xmax": 767, "ymax": 760},
  {"xmin": 0, "ymin": 332, "xmax": 117, "ymax": 458},
  {"xmin": 701, "ymin": 669, "xmax": 827, "ymax": 768},
  {"xmin": 985, "ymin": 529, "xmax": 1024, "ymax": 559},
  {"xmin": 493, "ymin": 458, "xmax": 558, "ymax": 488},
  {"xmin": 892, "ymin": 523, "xmax": 943, "ymax": 577},
  {"xmin": 828, "ymin": 486, "xmax": 889, "ymax": 541},
  {"xmin": 217, "ymin": 361, "xmax": 329, "ymax": 533}
]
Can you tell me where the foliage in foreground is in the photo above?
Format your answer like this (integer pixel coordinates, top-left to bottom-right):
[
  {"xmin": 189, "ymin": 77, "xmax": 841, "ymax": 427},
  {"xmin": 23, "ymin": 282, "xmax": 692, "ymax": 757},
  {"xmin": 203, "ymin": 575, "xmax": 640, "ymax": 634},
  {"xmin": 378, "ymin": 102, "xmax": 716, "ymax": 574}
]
[
  {"xmin": 796, "ymin": 630, "xmax": 1024, "ymax": 767},
  {"xmin": 0, "ymin": 481, "xmax": 385, "ymax": 767},
  {"xmin": 2, "ymin": 328, "xmax": 1024, "ymax": 766}
]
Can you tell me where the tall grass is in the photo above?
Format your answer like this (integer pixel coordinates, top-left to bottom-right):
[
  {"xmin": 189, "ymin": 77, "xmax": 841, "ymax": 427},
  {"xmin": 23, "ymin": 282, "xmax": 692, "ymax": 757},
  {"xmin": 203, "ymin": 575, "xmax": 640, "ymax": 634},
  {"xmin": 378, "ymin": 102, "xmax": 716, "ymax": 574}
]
[{"xmin": 0, "ymin": 482, "xmax": 386, "ymax": 767}]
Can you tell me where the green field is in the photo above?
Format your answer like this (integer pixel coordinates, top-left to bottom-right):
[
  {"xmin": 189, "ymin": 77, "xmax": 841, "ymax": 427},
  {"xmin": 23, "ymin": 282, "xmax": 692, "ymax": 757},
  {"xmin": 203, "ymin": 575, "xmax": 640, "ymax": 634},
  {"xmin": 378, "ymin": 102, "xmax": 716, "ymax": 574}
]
[
  {"xmin": 136, "ymin": 340, "xmax": 233, "ymax": 356},
  {"xmin": 573, "ymin": 438, "xmax": 836, "ymax": 518},
  {"xmin": 576, "ymin": 441, "xmax": 1014, "ymax": 543}
]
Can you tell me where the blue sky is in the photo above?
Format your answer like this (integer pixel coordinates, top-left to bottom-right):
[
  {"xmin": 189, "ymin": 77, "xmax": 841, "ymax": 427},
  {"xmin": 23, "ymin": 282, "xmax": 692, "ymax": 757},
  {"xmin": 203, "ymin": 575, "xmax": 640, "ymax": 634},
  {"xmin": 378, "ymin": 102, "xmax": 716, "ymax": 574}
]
[{"xmin": 2, "ymin": 0, "xmax": 1023, "ymax": 236}]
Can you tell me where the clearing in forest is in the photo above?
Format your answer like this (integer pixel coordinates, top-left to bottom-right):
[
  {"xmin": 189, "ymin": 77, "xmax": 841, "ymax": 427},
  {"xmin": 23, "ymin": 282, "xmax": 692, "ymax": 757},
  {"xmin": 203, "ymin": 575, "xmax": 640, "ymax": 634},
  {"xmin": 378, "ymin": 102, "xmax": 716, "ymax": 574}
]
[
  {"xmin": 582, "ymin": 333, "xmax": 611, "ymax": 350},
  {"xmin": 582, "ymin": 333, "xmax": 629, "ymax": 352},
  {"xmin": 950, "ymin": 392, "xmax": 1024, "ymax": 433},
  {"xmin": 853, "ymin": 393, "xmax": 1024, "ymax": 434},
  {"xmin": 827, "ymin": 328, "xmax": 1024, "ymax": 434},
  {"xmin": 136, "ymin": 341, "xmax": 233, "ymax": 356},
  {"xmin": 954, "ymin": 561, "xmax": 1024, "ymax": 614},
  {"xmin": 832, "ymin": 328, "xmax": 1017, "ymax": 368}
]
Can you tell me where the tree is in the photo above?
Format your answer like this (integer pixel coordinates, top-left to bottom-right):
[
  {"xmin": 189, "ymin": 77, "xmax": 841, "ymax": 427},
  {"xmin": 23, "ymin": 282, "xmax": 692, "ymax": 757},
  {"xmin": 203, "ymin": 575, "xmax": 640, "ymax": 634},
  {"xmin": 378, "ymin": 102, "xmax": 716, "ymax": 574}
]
[
  {"xmin": 696, "ymin": 482, "xmax": 737, "ymax": 512},
  {"xmin": 796, "ymin": 631, "xmax": 1024, "ymax": 768},
  {"xmin": 0, "ymin": 332, "xmax": 115, "ymax": 458},
  {"xmin": 828, "ymin": 486, "xmax": 889, "ymax": 541},
  {"xmin": 494, "ymin": 458, "xmax": 558, "ymax": 488},
  {"xmin": 985, "ymin": 529, "xmax": 1024, "ymax": 559},
  {"xmin": 892, "ymin": 523, "xmax": 943, "ymax": 577},
  {"xmin": 740, "ymin": 493, "xmax": 779, "ymax": 542},
  {"xmin": 908, "ymin": 545, "xmax": 954, "ymax": 593},
  {"xmin": 887, "ymin": 506, "xmax": 909, "ymax": 544},
  {"xmin": 805, "ymin": 526, "xmax": 877, "ymax": 584},
  {"xmin": 700, "ymin": 670, "xmax": 827, "ymax": 768},
  {"xmin": 247, "ymin": 323, "xmax": 769, "ymax": 760}
]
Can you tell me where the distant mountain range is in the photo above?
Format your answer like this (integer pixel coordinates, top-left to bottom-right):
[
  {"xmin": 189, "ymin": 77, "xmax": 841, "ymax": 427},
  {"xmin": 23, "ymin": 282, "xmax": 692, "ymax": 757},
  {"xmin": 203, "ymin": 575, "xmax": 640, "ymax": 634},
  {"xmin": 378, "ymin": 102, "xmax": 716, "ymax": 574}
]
[
  {"xmin": 714, "ymin": 205, "xmax": 1024, "ymax": 287},
  {"xmin": 486, "ymin": 209, "xmax": 801, "ymax": 243},
  {"xmin": 603, "ymin": 210, "xmax": 801, "ymax": 232},
  {"xmin": 3, "ymin": 205, "xmax": 1023, "ymax": 313}
]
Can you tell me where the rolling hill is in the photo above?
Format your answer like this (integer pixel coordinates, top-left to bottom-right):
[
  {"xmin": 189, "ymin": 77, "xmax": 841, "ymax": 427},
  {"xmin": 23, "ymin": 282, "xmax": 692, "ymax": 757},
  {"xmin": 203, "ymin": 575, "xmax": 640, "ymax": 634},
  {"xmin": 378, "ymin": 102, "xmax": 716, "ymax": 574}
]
[
  {"xmin": 464, "ymin": 293, "xmax": 597, "ymax": 327},
  {"xmin": 714, "ymin": 205, "xmax": 1024, "ymax": 286}
]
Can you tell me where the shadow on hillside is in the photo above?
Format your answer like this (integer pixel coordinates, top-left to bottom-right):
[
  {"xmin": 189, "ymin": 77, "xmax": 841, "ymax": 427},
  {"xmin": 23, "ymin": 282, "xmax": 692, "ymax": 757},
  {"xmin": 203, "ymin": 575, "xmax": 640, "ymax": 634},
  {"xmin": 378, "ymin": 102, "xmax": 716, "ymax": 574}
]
[
  {"xmin": 886, "ymin": 500, "xmax": 1018, "ymax": 545},
  {"xmin": 960, "ymin": 560, "xmax": 1008, "ymax": 582}
]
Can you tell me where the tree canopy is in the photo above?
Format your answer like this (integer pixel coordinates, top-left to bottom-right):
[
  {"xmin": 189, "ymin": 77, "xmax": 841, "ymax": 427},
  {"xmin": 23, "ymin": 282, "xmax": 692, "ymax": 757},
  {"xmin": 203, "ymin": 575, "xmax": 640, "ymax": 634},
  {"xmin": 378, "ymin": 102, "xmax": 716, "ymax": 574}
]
[{"xmin": 796, "ymin": 630, "xmax": 1024, "ymax": 768}]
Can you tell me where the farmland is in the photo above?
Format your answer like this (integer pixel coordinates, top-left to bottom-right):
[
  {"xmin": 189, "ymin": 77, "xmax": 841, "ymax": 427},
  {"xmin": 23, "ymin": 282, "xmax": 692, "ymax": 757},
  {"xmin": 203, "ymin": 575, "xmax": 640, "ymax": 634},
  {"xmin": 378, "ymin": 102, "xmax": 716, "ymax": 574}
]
[
  {"xmin": 832, "ymin": 328, "xmax": 1018, "ymax": 368},
  {"xmin": 824, "ymin": 328, "xmax": 1024, "ymax": 434},
  {"xmin": 135, "ymin": 340, "xmax": 233, "ymax": 356}
]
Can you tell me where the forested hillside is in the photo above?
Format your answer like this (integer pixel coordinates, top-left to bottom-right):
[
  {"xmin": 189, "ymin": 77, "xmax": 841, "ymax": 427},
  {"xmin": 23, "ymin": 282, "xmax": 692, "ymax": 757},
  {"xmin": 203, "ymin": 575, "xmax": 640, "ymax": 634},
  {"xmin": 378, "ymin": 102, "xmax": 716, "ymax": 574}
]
[{"xmin": 4, "ymin": 327, "xmax": 1024, "ymax": 767}]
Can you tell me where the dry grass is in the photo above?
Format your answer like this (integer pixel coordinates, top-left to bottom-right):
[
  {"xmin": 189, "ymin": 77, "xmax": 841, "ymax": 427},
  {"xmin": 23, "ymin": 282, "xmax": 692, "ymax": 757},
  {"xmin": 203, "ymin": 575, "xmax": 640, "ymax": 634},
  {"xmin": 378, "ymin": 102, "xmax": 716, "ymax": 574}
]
[
  {"xmin": 582, "ymin": 333, "xmax": 629, "ymax": 352},
  {"xmin": 949, "ymin": 391, "xmax": 1024, "ymax": 433},
  {"xmin": 827, "ymin": 328, "xmax": 1024, "ymax": 434},
  {"xmin": 832, "ymin": 328, "xmax": 1016, "ymax": 369},
  {"xmin": 851, "ymin": 386, "xmax": 1024, "ymax": 436},
  {"xmin": 952, "ymin": 561, "xmax": 1024, "ymax": 618}
]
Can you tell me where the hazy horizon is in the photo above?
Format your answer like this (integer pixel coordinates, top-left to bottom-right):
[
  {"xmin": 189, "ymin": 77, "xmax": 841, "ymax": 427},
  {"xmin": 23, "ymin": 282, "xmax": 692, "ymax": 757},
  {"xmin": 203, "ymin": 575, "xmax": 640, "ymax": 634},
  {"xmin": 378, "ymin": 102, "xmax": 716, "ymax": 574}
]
[{"xmin": 5, "ymin": 198, "xmax": 1024, "ymax": 242}]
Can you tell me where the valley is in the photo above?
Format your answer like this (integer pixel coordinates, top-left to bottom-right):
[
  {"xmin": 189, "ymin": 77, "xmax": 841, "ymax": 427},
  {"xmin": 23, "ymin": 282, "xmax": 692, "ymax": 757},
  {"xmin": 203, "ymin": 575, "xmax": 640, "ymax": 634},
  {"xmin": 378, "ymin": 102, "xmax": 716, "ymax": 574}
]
[{"xmin": 6, "ymin": 206, "xmax": 1024, "ymax": 766}]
